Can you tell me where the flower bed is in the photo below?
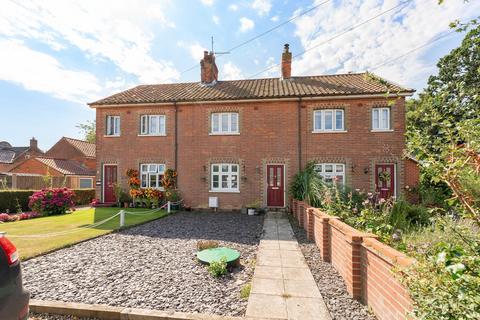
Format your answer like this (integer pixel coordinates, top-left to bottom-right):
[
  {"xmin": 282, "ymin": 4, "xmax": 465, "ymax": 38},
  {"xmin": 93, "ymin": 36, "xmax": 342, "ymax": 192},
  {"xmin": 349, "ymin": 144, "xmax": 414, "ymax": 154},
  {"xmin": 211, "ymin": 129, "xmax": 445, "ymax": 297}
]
[{"xmin": 0, "ymin": 211, "xmax": 42, "ymax": 223}]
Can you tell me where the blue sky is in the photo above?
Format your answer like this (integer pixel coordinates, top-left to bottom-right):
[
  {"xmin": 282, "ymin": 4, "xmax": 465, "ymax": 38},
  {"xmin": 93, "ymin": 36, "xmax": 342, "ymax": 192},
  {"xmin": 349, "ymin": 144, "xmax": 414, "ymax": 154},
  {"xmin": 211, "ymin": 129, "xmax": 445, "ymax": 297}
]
[{"xmin": 0, "ymin": 0, "xmax": 479, "ymax": 150}]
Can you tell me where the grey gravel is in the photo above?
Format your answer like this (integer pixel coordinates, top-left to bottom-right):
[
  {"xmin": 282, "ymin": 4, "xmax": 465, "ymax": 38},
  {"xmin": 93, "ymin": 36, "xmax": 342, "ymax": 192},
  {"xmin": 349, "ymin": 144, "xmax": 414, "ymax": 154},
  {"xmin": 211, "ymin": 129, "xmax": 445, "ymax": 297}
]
[
  {"xmin": 23, "ymin": 212, "xmax": 264, "ymax": 316},
  {"xmin": 288, "ymin": 216, "xmax": 376, "ymax": 320}
]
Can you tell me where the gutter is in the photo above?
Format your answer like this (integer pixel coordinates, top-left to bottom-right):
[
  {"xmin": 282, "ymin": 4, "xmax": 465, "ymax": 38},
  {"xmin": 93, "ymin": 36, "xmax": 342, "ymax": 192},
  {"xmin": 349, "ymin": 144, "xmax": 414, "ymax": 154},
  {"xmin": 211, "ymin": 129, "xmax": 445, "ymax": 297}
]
[{"xmin": 88, "ymin": 92, "xmax": 414, "ymax": 108}]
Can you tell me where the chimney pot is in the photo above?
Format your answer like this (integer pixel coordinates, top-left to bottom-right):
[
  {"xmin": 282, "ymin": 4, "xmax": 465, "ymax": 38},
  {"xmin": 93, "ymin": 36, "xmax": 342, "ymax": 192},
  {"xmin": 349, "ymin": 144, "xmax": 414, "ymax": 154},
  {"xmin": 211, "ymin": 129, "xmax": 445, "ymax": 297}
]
[
  {"xmin": 281, "ymin": 43, "xmax": 292, "ymax": 80},
  {"xmin": 30, "ymin": 137, "xmax": 38, "ymax": 150}
]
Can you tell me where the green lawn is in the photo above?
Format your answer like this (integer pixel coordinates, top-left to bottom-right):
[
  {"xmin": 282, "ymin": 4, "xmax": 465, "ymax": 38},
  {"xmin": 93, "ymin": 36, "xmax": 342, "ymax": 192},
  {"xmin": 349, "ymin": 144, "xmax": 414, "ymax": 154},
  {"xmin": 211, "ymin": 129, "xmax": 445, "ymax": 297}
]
[{"xmin": 0, "ymin": 207, "xmax": 168, "ymax": 260}]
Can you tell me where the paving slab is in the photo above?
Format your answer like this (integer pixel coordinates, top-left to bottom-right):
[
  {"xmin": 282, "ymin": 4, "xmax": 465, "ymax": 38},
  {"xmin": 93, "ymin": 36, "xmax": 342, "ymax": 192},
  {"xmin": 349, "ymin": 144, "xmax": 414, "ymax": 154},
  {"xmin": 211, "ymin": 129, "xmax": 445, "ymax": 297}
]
[{"xmin": 246, "ymin": 212, "xmax": 331, "ymax": 320}]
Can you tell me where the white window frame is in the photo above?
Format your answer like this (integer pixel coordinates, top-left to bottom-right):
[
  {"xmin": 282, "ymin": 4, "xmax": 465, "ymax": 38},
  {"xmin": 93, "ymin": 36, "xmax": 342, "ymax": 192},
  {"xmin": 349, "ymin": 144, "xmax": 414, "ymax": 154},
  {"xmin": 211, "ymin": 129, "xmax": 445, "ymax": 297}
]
[
  {"xmin": 140, "ymin": 163, "xmax": 165, "ymax": 190},
  {"xmin": 372, "ymin": 107, "xmax": 391, "ymax": 131},
  {"xmin": 106, "ymin": 115, "xmax": 120, "ymax": 136},
  {"xmin": 210, "ymin": 112, "xmax": 239, "ymax": 135},
  {"xmin": 79, "ymin": 178, "xmax": 93, "ymax": 189},
  {"xmin": 140, "ymin": 115, "xmax": 166, "ymax": 136},
  {"xmin": 314, "ymin": 163, "xmax": 345, "ymax": 185},
  {"xmin": 210, "ymin": 163, "xmax": 239, "ymax": 192},
  {"xmin": 313, "ymin": 109, "xmax": 345, "ymax": 132}
]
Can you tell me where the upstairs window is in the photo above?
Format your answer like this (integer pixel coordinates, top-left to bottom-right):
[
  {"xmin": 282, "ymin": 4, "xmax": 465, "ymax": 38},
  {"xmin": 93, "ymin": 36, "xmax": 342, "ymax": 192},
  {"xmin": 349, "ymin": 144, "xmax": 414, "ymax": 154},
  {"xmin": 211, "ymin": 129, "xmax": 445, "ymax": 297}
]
[
  {"xmin": 313, "ymin": 109, "xmax": 344, "ymax": 132},
  {"xmin": 140, "ymin": 115, "xmax": 166, "ymax": 136},
  {"xmin": 140, "ymin": 164, "xmax": 165, "ymax": 189},
  {"xmin": 211, "ymin": 112, "xmax": 239, "ymax": 134},
  {"xmin": 211, "ymin": 164, "xmax": 239, "ymax": 192},
  {"xmin": 314, "ymin": 163, "xmax": 345, "ymax": 185},
  {"xmin": 372, "ymin": 107, "xmax": 390, "ymax": 130},
  {"xmin": 106, "ymin": 116, "xmax": 120, "ymax": 136}
]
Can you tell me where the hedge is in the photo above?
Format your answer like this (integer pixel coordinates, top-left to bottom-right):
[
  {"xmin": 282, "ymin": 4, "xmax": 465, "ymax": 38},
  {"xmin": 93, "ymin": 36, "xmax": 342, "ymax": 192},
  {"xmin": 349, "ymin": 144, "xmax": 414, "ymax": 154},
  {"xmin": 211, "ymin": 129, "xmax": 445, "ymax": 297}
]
[{"xmin": 0, "ymin": 189, "xmax": 95, "ymax": 213}]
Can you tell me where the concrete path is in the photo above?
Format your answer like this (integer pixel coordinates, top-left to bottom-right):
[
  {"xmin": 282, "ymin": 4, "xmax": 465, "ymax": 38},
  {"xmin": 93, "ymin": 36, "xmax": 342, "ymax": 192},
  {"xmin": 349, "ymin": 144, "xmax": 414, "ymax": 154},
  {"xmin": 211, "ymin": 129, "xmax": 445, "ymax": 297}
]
[{"xmin": 246, "ymin": 212, "xmax": 331, "ymax": 320}]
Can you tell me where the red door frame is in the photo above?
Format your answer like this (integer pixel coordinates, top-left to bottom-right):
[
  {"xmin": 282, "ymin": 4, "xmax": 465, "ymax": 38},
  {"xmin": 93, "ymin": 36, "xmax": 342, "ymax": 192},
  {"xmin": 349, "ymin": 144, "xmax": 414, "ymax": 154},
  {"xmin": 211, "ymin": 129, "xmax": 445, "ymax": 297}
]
[
  {"xmin": 266, "ymin": 164, "xmax": 285, "ymax": 207},
  {"xmin": 103, "ymin": 164, "xmax": 118, "ymax": 203},
  {"xmin": 375, "ymin": 163, "xmax": 395, "ymax": 199}
]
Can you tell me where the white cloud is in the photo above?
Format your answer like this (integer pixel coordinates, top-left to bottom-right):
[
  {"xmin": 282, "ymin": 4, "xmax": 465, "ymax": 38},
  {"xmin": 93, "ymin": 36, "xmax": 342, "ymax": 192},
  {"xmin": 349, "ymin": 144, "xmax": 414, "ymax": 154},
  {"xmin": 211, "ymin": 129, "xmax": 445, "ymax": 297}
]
[
  {"xmin": 221, "ymin": 61, "xmax": 244, "ymax": 80},
  {"xmin": 0, "ymin": 0, "xmax": 179, "ymax": 84},
  {"xmin": 262, "ymin": 56, "xmax": 277, "ymax": 77},
  {"xmin": 251, "ymin": 0, "xmax": 272, "ymax": 16},
  {"xmin": 229, "ymin": 4, "xmax": 239, "ymax": 11},
  {"xmin": 239, "ymin": 17, "xmax": 255, "ymax": 32},
  {"xmin": 270, "ymin": 15, "xmax": 279, "ymax": 22},
  {"xmin": 0, "ymin": 39, "xmax": 101, "ymax": 103},
  {"xmin": 292, "ymin": 0, "xmax": 480, "ymax": 89},
  {"xmin": 178, "ymin": 41, "xmax": 207, "ymax": 62},
  {"xmin": 212, "ymin": 15, "xmax": 220, "ymax": 25},
  {"xmin": 200, "ymin": 0, "xmax": 214, "ymax": 6}
]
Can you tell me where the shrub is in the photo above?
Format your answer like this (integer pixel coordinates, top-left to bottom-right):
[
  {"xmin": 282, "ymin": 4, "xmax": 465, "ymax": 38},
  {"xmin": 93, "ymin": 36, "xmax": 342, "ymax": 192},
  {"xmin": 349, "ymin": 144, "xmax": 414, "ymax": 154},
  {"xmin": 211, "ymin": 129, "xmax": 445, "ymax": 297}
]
[
  {"xmin": 29, "ymin": 188, "xmax": 75, "ymax": 216},
  {"xmin": 208, "ymin": 257, "xmax": 228, "ymax": 277},
  {"xmin": 72, "ymin": 189, "xmax": 95, "ymax": 205},
  {"xmin": 0, "ymin": 190, "xmax": 35, "ymax": 212},
  {"xmin": 289, "ymin": 162, "xmax": 325, "ymax": 207},
  {"xmin": 0, "ymin": 212, "xmax": 41, "ymax": 223},
  {"xmin": 197, "ymin": 240, "xmax": 219, "ymax": 251}
]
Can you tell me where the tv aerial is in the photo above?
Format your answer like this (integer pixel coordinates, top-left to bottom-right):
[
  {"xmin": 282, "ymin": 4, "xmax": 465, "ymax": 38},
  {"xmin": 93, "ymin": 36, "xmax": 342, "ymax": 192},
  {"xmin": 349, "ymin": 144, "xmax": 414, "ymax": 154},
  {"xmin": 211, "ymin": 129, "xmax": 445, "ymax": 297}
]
[{"xmin": 211, "ymin": 36, "xmax": 230, "ymax": 55}]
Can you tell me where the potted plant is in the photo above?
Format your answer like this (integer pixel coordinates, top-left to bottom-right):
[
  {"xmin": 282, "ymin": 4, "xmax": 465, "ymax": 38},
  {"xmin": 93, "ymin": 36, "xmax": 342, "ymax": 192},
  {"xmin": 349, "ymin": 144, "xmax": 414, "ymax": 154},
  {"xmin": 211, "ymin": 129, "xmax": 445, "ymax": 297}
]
[
  {"xmin": 246, "ymin": 199, "xmax": 261, "ymax": 215},
  {"xmin": 119, "ymin": 191, "xmax": 131, "ymax": 208},
  {"xmin": 166, "ymin": 189, "xmax": 182, "ymax": 210}
]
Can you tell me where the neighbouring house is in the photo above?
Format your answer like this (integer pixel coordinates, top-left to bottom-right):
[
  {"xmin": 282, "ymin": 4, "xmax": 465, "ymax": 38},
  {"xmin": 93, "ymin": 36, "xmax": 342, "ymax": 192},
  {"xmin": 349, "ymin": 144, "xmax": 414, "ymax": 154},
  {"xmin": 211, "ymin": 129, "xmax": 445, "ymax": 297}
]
[
  {"xmin": 0, "ymin": 138, "xmax": 44, "ymax": 172},
  {"xmin": 7, "ymin": 137, "xmax": 96, "ymax": 189},
  {"xmin": 90, "ymin": 44, "xmax": 418, "ymax": 208}
]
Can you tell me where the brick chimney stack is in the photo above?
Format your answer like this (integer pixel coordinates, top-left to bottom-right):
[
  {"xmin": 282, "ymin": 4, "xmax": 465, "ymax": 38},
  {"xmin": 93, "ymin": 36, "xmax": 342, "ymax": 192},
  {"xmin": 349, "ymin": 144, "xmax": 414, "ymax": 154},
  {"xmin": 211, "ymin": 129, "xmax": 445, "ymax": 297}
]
[
  {"xmin": 29, "ymin": 137, "xmax": 38, "ymax": 150},
  {"xmin": 200, "ymin": 51, "xmax": 218, "ymax": 85},
  {"xmin": 281, "ymin": 43, "xmax": 292, "ymax": 80}
]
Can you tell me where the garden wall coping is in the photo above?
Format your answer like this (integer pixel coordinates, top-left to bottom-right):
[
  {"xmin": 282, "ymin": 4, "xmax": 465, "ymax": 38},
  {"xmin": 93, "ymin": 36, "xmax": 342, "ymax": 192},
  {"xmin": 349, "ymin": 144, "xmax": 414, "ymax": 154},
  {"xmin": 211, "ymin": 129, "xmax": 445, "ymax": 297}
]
[{"xmin": 362, "ymin": 237, "xmax": 415, "ymax": 267}]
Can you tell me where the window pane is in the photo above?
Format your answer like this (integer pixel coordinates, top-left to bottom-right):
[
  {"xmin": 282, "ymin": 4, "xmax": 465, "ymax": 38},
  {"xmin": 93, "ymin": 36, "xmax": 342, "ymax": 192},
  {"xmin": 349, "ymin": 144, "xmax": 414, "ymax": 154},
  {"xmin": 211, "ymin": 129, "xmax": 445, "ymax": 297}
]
[
  {"xmin": 373, "ymin": 109, "xmax": 379, "ymax": 129},
  {"xmin": 221, "ymin": 114, "xmax": 229, "ymax": 131},
  {"xmin": 115, "ymin": 117, "xmax": 120, "ymax": 135},
  {"xmin": 335, "ymin": 175, "xmax": 344, "ymax": 184},
  {"xmin": 221, "ymin": 175, "xmax": 228, "ymax": 188},
  {"xmin": 148, "ymin": 164, "xmax": 157, "ymax": 172},
  {"xmin": 324, "ymin": 111, "xmax": 333, "ymax": 130},
  {"xmin": 336, "ymin": 165, "xmax": 344, "ymax": 173},
  {"xmin": 231, "ymin": 113, "xmax": 238, "ymax": 132},
  {"xmin": 150, "ymin": 174, "xmax": 157, "ymax": 187},
  {"xmin": 314, "ymin": 164, "xmax": 322, "ymax": 173},
  {"xmin": 382, "ymin": 109, "xmax": 389, "ymax": 129},
  {"xmin": 335, "ymin": 110, "xmax": 343, "ymax": 130},
  {"xmin": 158, "ymin": 164, "xmax": 165, "ymax": 174},
  {"xmin": 212, "ymin": 165, "xmax": 219, "ymax": 172},
  {"xmin": 141, "ymin": 174, "xmax": 147, "ymax": 188},
  {"xmin": 269, "ymin": 167, "xmax": 274, "ymax": 186},
  {"xmin": 314, "ymin": 111, "xmax": 322, "ymax": 130},
  {"xmin": 231, "ymin": 175, "xmax": 238, "ymax": 189},
  {"xmin": 159, "ymin": 116, "xmax": 165, "ymax": 134},
  {"xmin": 231, "ymin": 165, "xmax": 238, "ymax": 172},
  {"xmin": 221, "ymin": 164, "xmax": 228, "ymax": 172},
  {"xmin": 212, "ymin": 114, "xmax": 219, "ymax": 132},
  {"xmin": 150, "ymin": 116, "xmax": 158, "ymax": 133},
  {"xmin": 277, "ymin": 167, "xmax": 282, "ymax": 186},
  {"xmin": 325, "ymin": 164, "xmax": 333, "ymax": 173},
  {"xmin": 141, "ymin": 165, "xmax": 148, "ymax": 172},
  {"xmin": 212, "ymin": 175, "xmax": 219, "ymax": 188},
  {"xmin": 79, "ymin": 178, "xmax": 92, "ymax": 189}
]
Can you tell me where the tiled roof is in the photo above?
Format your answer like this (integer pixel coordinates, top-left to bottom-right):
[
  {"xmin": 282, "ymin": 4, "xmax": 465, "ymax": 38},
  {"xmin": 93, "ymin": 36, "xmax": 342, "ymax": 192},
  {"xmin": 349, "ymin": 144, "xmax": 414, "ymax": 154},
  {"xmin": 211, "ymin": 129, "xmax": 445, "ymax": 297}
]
[
  {"xmin": 35, "ymin": 157, "xmax": 95, "ymax": 176},
  {"xmin": 90, "ymin": 73, "xmax": 414, "ymax": 106},
  {"xmin": 63, "ymin": 137, "xmax": 96, "ymax": 158}
]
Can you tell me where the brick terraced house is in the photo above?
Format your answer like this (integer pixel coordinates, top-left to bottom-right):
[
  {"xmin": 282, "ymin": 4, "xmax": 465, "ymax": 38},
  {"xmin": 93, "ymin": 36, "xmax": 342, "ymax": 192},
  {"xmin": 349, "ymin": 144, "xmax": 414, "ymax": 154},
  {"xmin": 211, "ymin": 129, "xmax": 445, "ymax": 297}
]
[{"xmin": 90, "ymin": 44, "xmax": 416, "ymax": 209}]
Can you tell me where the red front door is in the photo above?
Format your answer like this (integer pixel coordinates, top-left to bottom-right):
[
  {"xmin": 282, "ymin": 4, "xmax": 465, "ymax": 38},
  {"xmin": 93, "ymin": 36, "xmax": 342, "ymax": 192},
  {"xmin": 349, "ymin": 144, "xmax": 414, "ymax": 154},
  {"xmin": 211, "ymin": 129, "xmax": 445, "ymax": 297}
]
[
  {"xmin": 104, "ymin": 165, "xmax": 117, "ymax": 203},
  {"xmin": 375, "ymin": 164, "xmax": 395, "ymax": 199},
  {"xmin": 267, "ymin": 164, "xmax": 284, "ymax": 207}
]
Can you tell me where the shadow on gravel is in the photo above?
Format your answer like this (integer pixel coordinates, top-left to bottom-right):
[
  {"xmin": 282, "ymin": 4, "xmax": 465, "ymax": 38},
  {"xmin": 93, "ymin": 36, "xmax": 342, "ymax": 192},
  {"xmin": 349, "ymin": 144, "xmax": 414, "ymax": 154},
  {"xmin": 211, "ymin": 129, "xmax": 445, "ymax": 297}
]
[{"xmin": 118, "ymin": 211, "xmax": 265, "ymax": 246}]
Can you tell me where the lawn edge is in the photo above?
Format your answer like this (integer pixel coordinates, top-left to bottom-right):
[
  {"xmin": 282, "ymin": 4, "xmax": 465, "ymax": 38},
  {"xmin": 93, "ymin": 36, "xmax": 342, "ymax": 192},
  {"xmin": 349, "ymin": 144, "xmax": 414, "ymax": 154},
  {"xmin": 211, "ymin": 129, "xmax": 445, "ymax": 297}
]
[{"xmin": 22, "ymin": 210, "xmax": 174, "ymax": 261}]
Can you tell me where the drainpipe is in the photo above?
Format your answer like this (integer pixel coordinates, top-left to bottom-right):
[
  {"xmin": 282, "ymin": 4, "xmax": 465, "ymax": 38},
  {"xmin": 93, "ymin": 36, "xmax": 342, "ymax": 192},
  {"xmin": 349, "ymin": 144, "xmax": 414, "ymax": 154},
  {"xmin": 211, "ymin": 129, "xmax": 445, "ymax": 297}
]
[
  {"xmin": 174, "ymin": 101, "xmax": 178, "ymax": 172},
  {"xmin": 297, "ymin": 97, "xmax": 302, "ymax": 171}
]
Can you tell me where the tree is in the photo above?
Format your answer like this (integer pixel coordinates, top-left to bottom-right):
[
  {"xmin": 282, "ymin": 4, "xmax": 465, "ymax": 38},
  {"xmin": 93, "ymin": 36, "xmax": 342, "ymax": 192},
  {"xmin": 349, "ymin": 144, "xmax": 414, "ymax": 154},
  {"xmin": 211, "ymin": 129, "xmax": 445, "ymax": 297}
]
[
  {"xmin": 76, "ymin": 120, "xmax": 96, "ymax": 143},
  {"xmin": 407, "ymin": 25, "xmax": 480, "ymax": 222}
]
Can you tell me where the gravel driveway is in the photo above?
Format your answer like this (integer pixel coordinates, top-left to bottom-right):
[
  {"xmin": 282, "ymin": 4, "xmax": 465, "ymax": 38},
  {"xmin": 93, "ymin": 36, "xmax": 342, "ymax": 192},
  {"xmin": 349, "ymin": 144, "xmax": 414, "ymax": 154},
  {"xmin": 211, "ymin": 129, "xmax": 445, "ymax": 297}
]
[{"xmin": 23, "ymin": 212, "xmax": 264, "ymax": 316}]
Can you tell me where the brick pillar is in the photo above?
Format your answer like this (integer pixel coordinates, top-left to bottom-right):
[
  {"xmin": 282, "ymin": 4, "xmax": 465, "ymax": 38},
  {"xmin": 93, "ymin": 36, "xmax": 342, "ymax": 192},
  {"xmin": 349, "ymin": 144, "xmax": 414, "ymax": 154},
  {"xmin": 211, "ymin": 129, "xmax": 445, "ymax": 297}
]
[
  {"xmin": 345, "ymin": 233, "xmax": 363, "ymax": 300},
  {"xmin": 306, "ymin": 208, "xmax": 315, "ymax": 240},
  {"xmin": 316, "ymin": 215, "xmax": 331, "ymax": 262}
]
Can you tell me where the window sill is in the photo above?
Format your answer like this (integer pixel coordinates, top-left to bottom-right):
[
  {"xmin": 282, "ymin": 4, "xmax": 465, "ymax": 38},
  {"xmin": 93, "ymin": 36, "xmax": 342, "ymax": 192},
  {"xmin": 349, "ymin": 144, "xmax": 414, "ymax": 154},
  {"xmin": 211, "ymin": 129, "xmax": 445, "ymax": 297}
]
[
  {"xmin": 209, "ymin": 190, "xmax": 240, "ymax": 193},
  {"xmin": 311, "ymin": 130, "xmax": 348, "ymax": 134},
  {"xmin": 371, "ymin": 129, "xmax": 394, "ymax": 132},
  {"xmin": 209, "ymin": 132, "xmax": 240, "ymax": 136},
  {"xmin": 104, "ymin": 135, "xmax": 121, "ymax": 138},
  {"xmin": 138, "ymin": 134, "xmax": 167, "ymax": 137}
]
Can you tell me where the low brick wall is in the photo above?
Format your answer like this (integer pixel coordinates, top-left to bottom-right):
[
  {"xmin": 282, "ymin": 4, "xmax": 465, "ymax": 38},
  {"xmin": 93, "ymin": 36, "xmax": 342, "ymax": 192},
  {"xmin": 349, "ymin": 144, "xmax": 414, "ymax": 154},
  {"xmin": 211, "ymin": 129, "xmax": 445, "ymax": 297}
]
[{"xmin": 291, "ymin": 199, "xmax": 413, "ymax": 320}]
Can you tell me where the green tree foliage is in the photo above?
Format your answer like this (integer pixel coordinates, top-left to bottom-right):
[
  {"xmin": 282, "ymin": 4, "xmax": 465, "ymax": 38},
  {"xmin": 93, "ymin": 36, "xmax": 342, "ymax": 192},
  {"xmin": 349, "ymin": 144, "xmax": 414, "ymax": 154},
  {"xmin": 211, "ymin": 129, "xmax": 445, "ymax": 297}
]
[{"xmin": 76, "ymin": 120, "xmax": 96, "ymax": 143}]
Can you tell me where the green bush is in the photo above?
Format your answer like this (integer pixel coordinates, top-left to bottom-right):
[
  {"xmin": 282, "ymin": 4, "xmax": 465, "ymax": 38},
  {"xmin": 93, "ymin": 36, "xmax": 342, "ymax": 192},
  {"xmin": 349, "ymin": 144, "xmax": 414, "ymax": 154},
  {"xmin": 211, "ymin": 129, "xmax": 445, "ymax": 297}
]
[
  {"xmin": 208, "ymin": 257, "xmax": 228, "ymax": 277},
  {"xmin": 0, "ymin": 188, "xmax": 95, "ymax": 212},
  {"xmin": 72, "ymin": 189, "xmax": 95, "ymax": 205},
  {"xmin": 240, "ymin": 283, "xmax": 251, "ymax": 299},
  {"xmin": 0, "ymin": 190, "xmax": 35, "ymax": 212}
]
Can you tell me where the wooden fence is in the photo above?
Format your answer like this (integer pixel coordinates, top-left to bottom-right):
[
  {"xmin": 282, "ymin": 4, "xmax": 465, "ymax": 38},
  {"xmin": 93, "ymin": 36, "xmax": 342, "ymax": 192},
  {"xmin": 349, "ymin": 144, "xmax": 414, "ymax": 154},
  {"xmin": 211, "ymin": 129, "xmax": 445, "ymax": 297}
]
[{"xmin": 0, "ymin": 174, "xmax": 74, "ymax": 190}]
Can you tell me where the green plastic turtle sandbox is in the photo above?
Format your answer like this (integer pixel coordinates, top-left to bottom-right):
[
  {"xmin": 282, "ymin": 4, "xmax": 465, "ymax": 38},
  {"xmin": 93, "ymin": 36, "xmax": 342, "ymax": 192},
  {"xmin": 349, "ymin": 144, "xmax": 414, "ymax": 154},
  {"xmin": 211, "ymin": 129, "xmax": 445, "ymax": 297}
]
[{"xmin": 197, "ymin": 247, "xmax": 241, "ymax": 266}]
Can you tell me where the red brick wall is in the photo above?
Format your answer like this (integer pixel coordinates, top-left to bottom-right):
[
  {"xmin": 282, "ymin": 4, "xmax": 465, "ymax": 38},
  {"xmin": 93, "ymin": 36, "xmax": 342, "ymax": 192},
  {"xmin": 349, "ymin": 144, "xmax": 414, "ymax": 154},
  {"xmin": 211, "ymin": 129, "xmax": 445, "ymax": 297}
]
[
  {"xmin": 293, "ymin": 200, "xmax": 413, "ymax": 320},
  {"xmin": 94, "ymin": 97, "xmax": 407, "ymax": 207}
]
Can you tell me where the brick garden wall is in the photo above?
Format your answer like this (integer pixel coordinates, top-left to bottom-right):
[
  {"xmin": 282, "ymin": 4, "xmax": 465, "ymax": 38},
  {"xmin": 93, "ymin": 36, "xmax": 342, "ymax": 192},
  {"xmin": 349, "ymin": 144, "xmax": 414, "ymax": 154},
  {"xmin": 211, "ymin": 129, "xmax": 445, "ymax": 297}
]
[{"xmin": 292, "ymin": 199, "xmax": 413, "ymax": 320}]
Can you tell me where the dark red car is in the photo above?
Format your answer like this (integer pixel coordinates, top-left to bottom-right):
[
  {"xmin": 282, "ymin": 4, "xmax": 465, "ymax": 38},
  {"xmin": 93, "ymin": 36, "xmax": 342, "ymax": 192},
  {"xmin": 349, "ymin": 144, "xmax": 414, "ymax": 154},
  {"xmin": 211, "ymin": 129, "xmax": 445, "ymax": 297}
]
[{"xmin": 0, "ymin": 232, "xmax": 29, "ymax": 320}]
